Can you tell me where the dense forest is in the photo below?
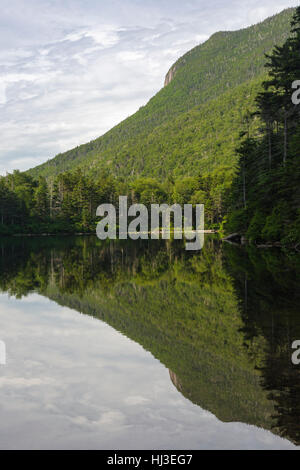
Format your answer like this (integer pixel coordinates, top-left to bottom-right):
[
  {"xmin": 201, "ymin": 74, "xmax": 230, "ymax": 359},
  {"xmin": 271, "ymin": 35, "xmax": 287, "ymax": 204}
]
[
  {"xmin": 228, "ymin": 7, "xmax": 300, "ymax": 246},
  {"xmin": 0, "ymin": 169, "xmax": 225, "ymax": 234},
  {"xmin": 0, "ymin": 7, "xmax": 299, "ymax": 247}
]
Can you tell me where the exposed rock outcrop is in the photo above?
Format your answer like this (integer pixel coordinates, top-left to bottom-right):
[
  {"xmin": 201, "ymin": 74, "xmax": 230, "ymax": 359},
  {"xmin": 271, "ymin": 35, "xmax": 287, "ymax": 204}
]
[{"xmin": 164, "ymin": 65, "xmax": 177, "ymax": 87}]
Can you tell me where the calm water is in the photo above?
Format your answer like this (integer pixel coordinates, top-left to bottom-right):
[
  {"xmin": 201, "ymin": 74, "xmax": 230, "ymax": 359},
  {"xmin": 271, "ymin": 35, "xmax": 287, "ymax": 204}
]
[{"xmin": 0, "ymin": 236, "xmax": 299, "ymax": 450}]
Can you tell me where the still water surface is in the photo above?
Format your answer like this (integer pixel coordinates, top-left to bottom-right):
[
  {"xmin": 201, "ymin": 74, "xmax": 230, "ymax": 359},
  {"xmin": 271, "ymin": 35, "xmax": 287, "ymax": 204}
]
[{"xmin": 0, "ymin": 236, "xmax": 299, "ymax": 449}]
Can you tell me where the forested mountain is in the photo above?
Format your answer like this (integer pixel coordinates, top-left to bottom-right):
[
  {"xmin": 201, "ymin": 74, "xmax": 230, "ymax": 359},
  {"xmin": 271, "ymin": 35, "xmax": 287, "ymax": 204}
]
[
  {"xmin": 0, "ymin": 7, "xmax": 299, "ymax": 246},
  {"xmin": 28, "ymin": 8, "xmax": 294, "ymax": 180}
]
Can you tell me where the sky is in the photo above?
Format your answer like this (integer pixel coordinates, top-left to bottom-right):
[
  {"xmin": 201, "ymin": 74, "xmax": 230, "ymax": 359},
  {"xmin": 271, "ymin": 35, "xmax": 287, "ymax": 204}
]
[{"xmin": 0, "ymin": 0, "xmax": 297, "ymax": 175}]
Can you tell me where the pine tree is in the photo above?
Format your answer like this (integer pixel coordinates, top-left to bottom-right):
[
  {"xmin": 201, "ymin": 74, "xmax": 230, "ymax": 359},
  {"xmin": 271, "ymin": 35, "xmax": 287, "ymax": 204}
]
[
  {"xmin": 261, "ymin": 7, "xmax": 300, "ymax": 164},
  {"xmin": 32, "ymin": 177, "xmax": 49, "ymax": 220}
]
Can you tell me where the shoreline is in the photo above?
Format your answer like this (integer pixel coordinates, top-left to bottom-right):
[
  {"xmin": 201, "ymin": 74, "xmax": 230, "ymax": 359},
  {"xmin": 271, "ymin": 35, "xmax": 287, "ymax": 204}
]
[{"xmin": 0, "ymin": 229, "xmax": 217, "ymax": 238}]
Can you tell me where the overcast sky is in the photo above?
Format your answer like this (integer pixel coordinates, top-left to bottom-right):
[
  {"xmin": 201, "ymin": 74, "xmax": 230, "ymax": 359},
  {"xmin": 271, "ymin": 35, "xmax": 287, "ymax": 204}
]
[{"xmin": 0, "ymin": 0, "xmax": 297, "ymax": 175}]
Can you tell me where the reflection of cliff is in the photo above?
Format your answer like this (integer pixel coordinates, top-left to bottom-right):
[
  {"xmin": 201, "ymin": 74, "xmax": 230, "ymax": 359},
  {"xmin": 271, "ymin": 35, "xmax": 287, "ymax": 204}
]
[
  {"xmin": 0, "ymin": 236, "xmax": 299, "ymax": 444},
  {"xmin": 169, "ymin": 370, "xmax": 183, "ymax": 393}
]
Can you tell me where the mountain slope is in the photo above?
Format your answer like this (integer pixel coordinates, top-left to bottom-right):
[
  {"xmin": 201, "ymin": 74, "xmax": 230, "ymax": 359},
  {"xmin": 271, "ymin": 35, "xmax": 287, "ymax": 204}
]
[{"xmin": 28, "ymin": 8, "xmax": 295, "ymax": 180}]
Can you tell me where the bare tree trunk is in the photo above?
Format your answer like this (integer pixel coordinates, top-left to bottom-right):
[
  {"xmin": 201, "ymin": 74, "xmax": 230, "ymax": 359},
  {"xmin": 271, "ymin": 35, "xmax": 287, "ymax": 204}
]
[
  {"xmin": 283, "ymin": 112, "xmax": 287, "ymax": 165},
  {"xmin": 49, "ymin": 178, "xmax": 54, "ymax": 218},
  {"xmin": 243, "ymin": 162, "xmax": 246, "ymax": 209},
  {"xmin": 268, "ymin": 124, "xmax": 272, "ymax": 170}
]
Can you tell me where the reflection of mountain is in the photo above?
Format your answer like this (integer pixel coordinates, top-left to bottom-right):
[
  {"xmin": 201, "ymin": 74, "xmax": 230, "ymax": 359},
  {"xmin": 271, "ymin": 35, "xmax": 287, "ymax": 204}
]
[{"xmin": 0, "ymin": 236, "xmax": 299, "ymax": 444}]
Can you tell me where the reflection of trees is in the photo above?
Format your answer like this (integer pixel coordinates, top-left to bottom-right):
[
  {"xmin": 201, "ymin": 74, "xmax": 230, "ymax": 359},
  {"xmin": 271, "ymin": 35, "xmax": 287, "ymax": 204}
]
[
  {"xmin": 0, "ymin": 236, "xmax": 299, "ymax": 444},
  {"xmin": 224, "ymin": 244, "xmax": 300, "ymax": 445}
]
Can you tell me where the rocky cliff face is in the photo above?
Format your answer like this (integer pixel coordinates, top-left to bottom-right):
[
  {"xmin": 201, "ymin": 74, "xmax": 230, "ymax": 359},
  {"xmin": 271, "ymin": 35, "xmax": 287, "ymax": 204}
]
[{"xmin": 164, "ymin": 64, "xmax": 177, "ymax": 86}]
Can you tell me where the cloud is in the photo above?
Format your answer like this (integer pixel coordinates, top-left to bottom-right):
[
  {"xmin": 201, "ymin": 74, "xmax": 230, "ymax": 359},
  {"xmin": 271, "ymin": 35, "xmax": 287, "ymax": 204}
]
[
  {"xmin": 0, "ymin": 82, "xmax": 7, "ymax": 105},
  {"xmin": 0, "ymin": 377, "xmax": 54, "ymax": 388},
  {"xmin": 0, "ymin": 0, "xmax": 297, "ymax": 174}
]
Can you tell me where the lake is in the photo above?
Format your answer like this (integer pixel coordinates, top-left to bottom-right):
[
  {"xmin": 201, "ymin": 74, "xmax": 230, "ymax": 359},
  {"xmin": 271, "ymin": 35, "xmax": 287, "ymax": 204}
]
[{"xmin": 0, "ymin": 235, "xmax": 299, "ymax": 449}]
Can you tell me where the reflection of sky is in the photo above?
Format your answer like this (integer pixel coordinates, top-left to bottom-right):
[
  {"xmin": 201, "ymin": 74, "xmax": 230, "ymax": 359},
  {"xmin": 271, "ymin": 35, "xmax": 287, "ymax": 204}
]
[{"xmin": 0, "ymin": 293, "xmax": 296, "ymax": 450}]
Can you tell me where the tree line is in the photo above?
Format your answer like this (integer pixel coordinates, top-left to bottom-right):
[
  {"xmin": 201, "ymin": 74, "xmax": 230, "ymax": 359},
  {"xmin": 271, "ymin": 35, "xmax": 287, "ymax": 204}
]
[{"xmin": 0, "ymin": 169, "xmax": 227, "ymax": 235}]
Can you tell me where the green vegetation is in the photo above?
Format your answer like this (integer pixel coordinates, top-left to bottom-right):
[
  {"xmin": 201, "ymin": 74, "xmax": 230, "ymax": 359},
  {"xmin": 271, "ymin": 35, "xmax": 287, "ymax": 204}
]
[{"xmin": 0, "ymin": 169, "xmax": 227, "ymax": 234}]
